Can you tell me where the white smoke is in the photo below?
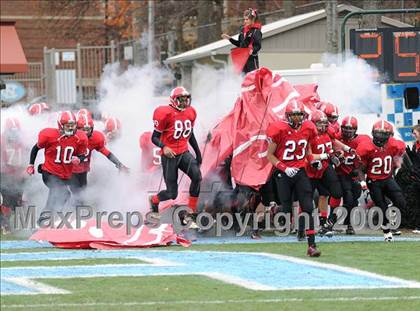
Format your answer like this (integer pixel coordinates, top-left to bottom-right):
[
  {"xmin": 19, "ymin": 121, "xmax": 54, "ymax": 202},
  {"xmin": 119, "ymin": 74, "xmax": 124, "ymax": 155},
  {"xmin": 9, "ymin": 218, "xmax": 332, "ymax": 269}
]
[
  {"xmin": 81, "ymin": 63, "xmax": 241, "ymax": 215},
  {"xmin": 317, "ymin": 53, "xmax": 382, "ymax": 136}
]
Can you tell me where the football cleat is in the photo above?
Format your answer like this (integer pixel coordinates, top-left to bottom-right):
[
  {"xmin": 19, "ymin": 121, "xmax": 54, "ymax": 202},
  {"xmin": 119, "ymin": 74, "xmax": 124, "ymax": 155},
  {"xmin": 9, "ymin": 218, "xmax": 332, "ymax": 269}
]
[
  {"xmin": 307, "ymin": 245, "xmax": 321, "ymax": 257},
  {"xmin": 346, "ymin": 225, "xmax": 355, "ymax": 235},
  {"xmin": 251, "ymin": 230, "xmax": 262, "ymax": 240},
  {"xmin": 391, "ymin": 229, "xmax": 401, "ymax": 236},
  {"xmin": 384, "ymin": 232, "xmax": 393, "ymax": 242},
  {"xmin": 412, "ymin": 228, "xmax": 420, "ymax": 234},
  {"xmin": 318, "ymin": 224, "xmax": 333, "ymax": 237},
  {"xmin": 178, "ymin": 210, "xmax": 199, "ymax": 229}
]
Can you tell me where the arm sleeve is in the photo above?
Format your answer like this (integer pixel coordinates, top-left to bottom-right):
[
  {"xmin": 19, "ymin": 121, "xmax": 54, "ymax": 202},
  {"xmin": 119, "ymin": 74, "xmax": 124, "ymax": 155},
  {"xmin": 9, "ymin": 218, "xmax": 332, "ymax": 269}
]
[
  {"xmin": 107, "ymin": 152, "xmax": 123, "ymax": 168},
  {"xmin": 251, "ymin": 29, "xmax": 262, "ymax": 55},
  {"xmin": 229, "ymin": 37, "xmax": 240, "ymax": 47},
  {"xmin": 96, "ymin": 133, "xmax": 111, "ymax": 157},
  {"xmin": 151, "ymin": 130, "xmax": 165, "ymax": 148},
  {"xmin": 189, "ymin": 131, "xmax": 201, "ymax": 161},
  {"xmin": 29, "ymin": 144, "xmax": 40, "ymax": 165}
]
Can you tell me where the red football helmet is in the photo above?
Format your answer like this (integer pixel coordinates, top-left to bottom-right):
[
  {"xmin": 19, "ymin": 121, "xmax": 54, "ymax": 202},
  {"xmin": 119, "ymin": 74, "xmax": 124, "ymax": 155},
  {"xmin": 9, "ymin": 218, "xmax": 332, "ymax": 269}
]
[
  {"xmin": 77, "ymin": 114, "xmax": 94, "ymax": 137},
  {"xmin": 28, "ymin": 102, "xmax": 50, "ymax": 115},
  {"xmin": 57, "ymin": 111, "xmax": 77, "ymax": 136},
  {"xmin": 76, "ymin": 108, "xmax": 92, "ymax": 119},
  {"xmin": 341, "ymin": 116, "xmax": 358, "ymax": 140},
  {"xmin": 170, "ymin": 86, "xmax": 191, "ymax": 111},
  {"xmin": 372, "ymin": 120, "xmax": 393, "ymax": 147},
  {"xmin": 104, "ymin": 117, "xmax": 121, "ymax": 140},
  {"xmin": 310, "ymin": 110, "xmax": 328, "ymax": 133},
  {"xmin": 285, "ymin": 100, "xmax": 306, "ymax": 129},
  {"xmin": 323, "ymin": 102, "xmax": 339, "ymax": 123}
]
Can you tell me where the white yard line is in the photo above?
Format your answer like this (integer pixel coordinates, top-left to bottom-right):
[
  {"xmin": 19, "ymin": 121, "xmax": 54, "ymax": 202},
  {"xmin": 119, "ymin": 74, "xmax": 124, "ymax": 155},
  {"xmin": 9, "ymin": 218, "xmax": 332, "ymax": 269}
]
[
  {"xmin": 3, "ymin": 277, "xmax": 70, "ymax": 295},
  {"xmin": 2, "ymin": 296, "xmax": 420, "ymax": 308}
]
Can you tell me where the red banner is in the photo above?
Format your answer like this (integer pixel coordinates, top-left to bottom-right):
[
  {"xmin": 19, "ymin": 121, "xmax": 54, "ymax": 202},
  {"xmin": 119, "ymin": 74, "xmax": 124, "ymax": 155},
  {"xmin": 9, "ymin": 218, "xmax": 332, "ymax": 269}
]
[
  {"xmin": 230, "ymin": 47, "xmax": 251, "ymax": 74},
  {"xmin": 30, "ymin": 219, "xmax": 190, "ymax": 249}
]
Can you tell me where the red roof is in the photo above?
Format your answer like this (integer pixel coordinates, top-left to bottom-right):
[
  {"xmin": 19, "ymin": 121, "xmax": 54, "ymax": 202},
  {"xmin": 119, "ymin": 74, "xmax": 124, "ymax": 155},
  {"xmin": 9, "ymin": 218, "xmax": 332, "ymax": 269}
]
[{"xmin": 0, "ymin": 22, "xmax": 28, "ymax": 73}]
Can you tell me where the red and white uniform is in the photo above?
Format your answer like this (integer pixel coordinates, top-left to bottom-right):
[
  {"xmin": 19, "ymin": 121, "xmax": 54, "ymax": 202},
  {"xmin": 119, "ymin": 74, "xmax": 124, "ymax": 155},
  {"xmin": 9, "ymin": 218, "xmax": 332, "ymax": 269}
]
[
  {"xmin": 356, "ymin": 137, "xmax": 405, "ymax": 181},
  {"xmin": 37, "ymin": 128, "xmax": 88, "ymax": 179},
  {"xmin": 306, "ymin": 132, "xmax": 333, "ymax": 179},
  {"xmin": 336, "ymin": 134, "xmax": 370, "ymax": 176},
  {"xmin": 73, "ymin": 130, "xmax": 110, "ymax": 174},
  {"xmin": 152, "ymin": 105, "xmax": 196, "ymax": 155},
  {"xmin": 266, "ymin": 120, "xmax": 317, "ymax": 169},
  {"xmin": 139, "ymin": 131, "xmax": 161, "ymax": 172}
]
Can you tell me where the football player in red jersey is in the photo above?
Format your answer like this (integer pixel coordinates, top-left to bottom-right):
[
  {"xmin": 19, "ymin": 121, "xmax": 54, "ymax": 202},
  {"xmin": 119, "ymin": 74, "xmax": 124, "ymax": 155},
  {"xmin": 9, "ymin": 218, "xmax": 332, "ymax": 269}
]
[
  {"xmin": 139, "ymin": 131, "xmax": 161, "ymax": 172},
  {"xmin": 76, "ymin": 108, "xmax": 92, "ymax": 119},
  {"xmin": 70, "ymin": 114, "xmax": 128, "ymax": 200},
  {"xmin": 356, "ymin": 120, "xmax": 406, "ymax": 242},
  {"xmin": 266, "ymin": 100, "xmax": 323, "ymax": 257},
  {"xmin": 103, "ymin": 117, "xmax": 121, "ymax": 141},
  {"xmin": 335, "ymin": 116, "xmax": 371, "ymax": 234},
  {"xmin": 0, "ymin": 117, "xmax": 26, "ymax": 233},
  {"xmin": 26, "ymin": 111, "xmax": 88, "ymax": 215},
  {"xmin": 28, "ymin": 102, "xmax": 50, "ymax": 115},
  {"xmin": 149, "ymin": 86, "xmax": 202, "ymax": 223},
  {"xmin": 323, "ymin": 102, "xmax": 341, "ymax": 140},
  {"xmin": 306, "ymin": 110, "xmax": 343, "ymax": 237}
]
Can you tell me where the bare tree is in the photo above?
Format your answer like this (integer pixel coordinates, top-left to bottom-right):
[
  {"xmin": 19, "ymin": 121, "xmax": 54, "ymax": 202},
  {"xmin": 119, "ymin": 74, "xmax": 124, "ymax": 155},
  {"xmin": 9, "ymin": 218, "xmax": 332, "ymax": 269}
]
[
  {"xmin": 326, "ymin": 0, "xmax": 338, "ymax": 54},
  {"xmin": 361, "ymin": 0, "xmax": 382, "ymax": 28},
  {"xmin": 283, "ymin": 0, "xmax": 296, "ymax": 18}
]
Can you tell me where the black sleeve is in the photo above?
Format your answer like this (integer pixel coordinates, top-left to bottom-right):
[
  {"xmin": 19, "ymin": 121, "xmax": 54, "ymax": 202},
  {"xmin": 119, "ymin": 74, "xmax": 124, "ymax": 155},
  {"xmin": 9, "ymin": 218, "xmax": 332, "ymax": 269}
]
[
  {"xmin": 189, "ymin": 131, "xmax": 202, "ymax": 164},
  {"xmin": 107, "ymin": 152, "xmax": 123, "ymax": 168},
  {"xmin": 229, "ymin": 37, "xmax": 240, "ymax": 47},
  {"xmin": 151, "ymin": 130, "xmax": 165, "ymax": 148},
  {"xmin": 29, "ymin": 144, "xmax": 40, "ymax": 165},
  {"xmin": 229, "ymin": 27, "xmax": 243, "ymax": 47},
  {"xmin": 251, "ymin": 29, "xmax": 262, "ymax": 56}
]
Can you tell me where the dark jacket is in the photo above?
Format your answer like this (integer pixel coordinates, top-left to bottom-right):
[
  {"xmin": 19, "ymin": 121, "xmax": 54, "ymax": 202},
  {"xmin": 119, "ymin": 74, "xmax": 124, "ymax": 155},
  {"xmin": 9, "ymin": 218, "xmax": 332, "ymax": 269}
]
[{"xmin": 229, "ymin": 24, "xmax": 262, "ymax": 74}]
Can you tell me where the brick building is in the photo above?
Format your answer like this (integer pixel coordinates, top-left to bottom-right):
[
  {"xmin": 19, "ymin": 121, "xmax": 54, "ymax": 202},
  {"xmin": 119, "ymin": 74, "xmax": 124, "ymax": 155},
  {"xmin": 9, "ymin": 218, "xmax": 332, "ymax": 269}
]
[{"xmin": 0, "ymin": 0, "xmax": 107, "ymax": 62}]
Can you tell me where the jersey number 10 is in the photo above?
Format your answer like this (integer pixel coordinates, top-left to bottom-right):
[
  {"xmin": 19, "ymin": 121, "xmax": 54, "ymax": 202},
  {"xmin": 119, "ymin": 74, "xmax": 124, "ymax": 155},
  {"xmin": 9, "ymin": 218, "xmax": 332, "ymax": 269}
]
[{"xmin": 54, "ymin": 146, "xmax": 75, "ymax": 164}]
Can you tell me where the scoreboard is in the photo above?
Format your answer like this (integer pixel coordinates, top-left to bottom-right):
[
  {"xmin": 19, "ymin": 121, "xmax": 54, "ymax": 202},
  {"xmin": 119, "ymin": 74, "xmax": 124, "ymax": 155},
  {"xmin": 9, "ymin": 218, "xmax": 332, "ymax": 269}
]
[{"xmin": 350, "ymin": 27, "xmax": 420, "ymax": 82}]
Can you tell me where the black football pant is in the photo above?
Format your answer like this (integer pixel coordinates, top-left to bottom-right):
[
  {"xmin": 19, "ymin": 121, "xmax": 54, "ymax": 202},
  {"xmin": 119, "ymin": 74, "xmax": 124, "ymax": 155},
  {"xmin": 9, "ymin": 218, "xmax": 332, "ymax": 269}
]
[
  {"xmin": 273, "ymin": 169, "xmax": 315, "ymax": 241},
  {"xmin": 413, "ymin": 182, "xmax": 420, "ymax": 228},
  {"xmin": 259, "ymin": 174, "xmax": 278, "ymax": 206},
  {"xmin": 367, "ymin": 177, "xmax": 406, "ymax": 229},
  {"xmin": 338, "ymin": 174, "xmax": 362, "ymax": 225},
  {"xmin": 41, "ymin": 171, "xmax": 71, "ymax": 213},
  {"xmin": 0, "ymin": 173, "xmax": 24, "ymax": 231},
  {"xmin": 0, "ymin": 173, "xmax": 24, "ymax": 210},
  {"xmin": 157, "ymin": 151, "xmax": 202, "ymax": 201},
  {"xmin": 69, "ymin": 172, "xmax": 88, "ymax": 205},
  {"xmin": 311, "ymin": 165, "xmax": 343, "ymax": 198}
]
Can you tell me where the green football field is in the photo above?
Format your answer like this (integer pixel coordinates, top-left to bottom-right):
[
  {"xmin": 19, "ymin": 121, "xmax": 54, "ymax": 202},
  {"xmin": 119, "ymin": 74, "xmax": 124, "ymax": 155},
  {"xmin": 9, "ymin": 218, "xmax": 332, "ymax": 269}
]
[{"xmin": 1, "ymin": 238, "xmax": 420, "ymax": 311}]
